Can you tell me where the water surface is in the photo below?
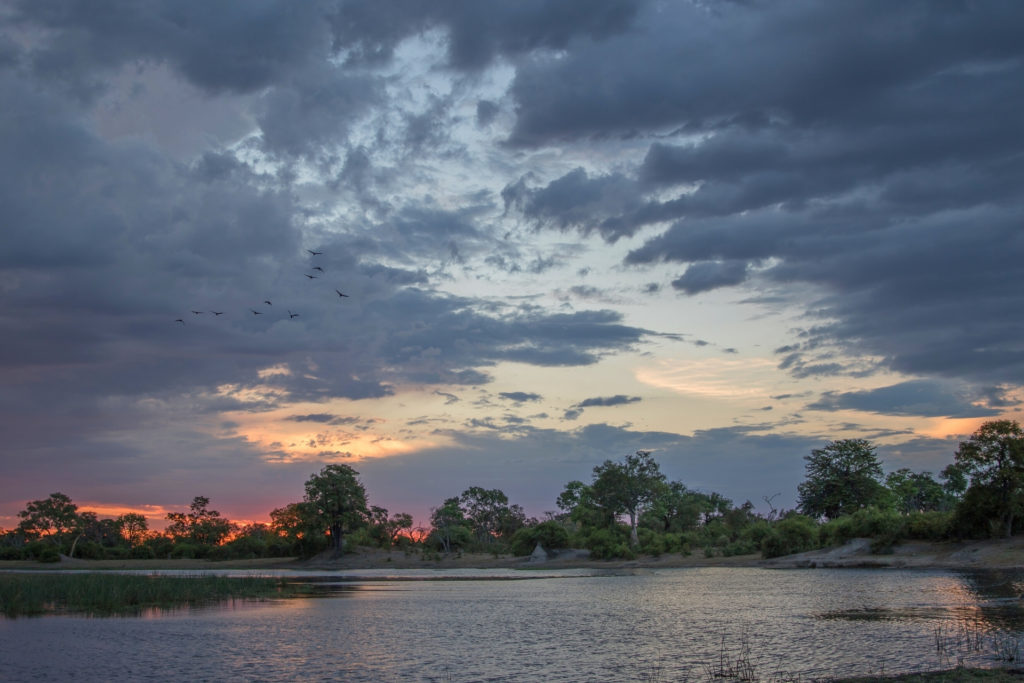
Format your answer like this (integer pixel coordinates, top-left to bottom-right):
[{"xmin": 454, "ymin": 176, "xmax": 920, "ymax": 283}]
[{"xmin": 3, "ymin": 567, "xmax": 1023, "ymax": 681}]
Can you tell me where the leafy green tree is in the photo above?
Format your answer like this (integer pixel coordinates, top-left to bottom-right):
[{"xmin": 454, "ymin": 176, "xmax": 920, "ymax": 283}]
[
  {"xmin": 115, "ymin": 513, "xmax": 149, "ymax": 547},
  {"xmin": 556, "ymin": 480, "xmax": 614, "ymax": 529},
  {"xmin": 457, "ymin": 487, "xmax": 527, "ymax": 546},
  {"xmin": 429, "ymin": 497, "xmax": 471, "ymax": 554},
  {"xmin": 459, "ymin": 487, "xmax": 509, "ymax": 545},
  {"xmin": 953, "ymin": 420, "xmax": 1024, "ymax": 538},
  {"xmin": 270, "ymin": 501, "xmax": 325, "ymax": 557},
  {"xmin": 885, "ymin": 469, "xmax": 950, "ymax": 513},
  {"xmin": 590, "ymin": 451, "xmax": 667, "ymax": 547},
  {"xmin": 304, "ymin": 464, "xmax": 369, "ymax": 556},
  {"xmin": 797, "ymin": 439, "xmax": 886, "ymax": 520},
  {"xmin": 641, "ymin": 481, "xmax": 710, "ymax": 533},
  {"xmin": 384, "ymin": 512, "xmax": 414, "ymax": 546},
  {"xmin": 165, "ymin": 496, "xmax": 235, "ymax": 547},
  {"xmin": 17, "ymin": 492, "xmax": 80, "ymax": 546}
]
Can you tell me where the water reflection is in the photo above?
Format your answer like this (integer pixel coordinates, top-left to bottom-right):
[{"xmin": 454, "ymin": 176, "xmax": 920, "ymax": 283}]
[{"xmin": 4, "ymin": 568, "xmax": 1024, "ymax": 682}]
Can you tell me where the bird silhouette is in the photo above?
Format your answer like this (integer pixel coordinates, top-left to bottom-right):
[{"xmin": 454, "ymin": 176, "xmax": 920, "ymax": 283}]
[
  {"xmin": 312, "ymin": 266, "xmax": 324, "ymax": 272},
  {"xmin": 307, "ymin": 249, "xmax": 323, "ymax": 255},
  {"xmin": 264, "ymin": 300, "xmax": 272, "ymax": 306},
  {"xmin": 335, "ymin": 290, "xmax": 349, "ymax": 298},
  {"xmin": 191, "ymin": 310, "xmax": 203, "ymax": 315},
  {"xmin": 288, "ymin": 311, "xmax": 300, "ymax": 319},
  {"xmin": 211, "ymin": 311, "xmax": 224, "ymax": 316},
  {"xmin": 304, "ymin": 273, "xmax": 318, "ymax": 279},
  {"xmin": 250, "ymin": 309, "xmax": 263, "ymax": 315},
  {"xmin": 175, "ymin": 318, "xmax": 185, "ymax": 324}
]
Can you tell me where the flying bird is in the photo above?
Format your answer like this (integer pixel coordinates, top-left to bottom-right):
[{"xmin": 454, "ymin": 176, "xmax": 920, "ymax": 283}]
[
  {"xmin": 288, "ymin": 311, "xmax": 300, "ymax": 319},
  {"xmin": 312, "ymin": 266, "xmax": 324, "ymax": 272},
  {"xmin": 250, "ymin": 309, "xmax": 263, "ymax": 315},
  {"xmin": 304, "ymin": 273, "xmax": 318, "ymax": 279},
  {"xmin": 211, "ymin": 311, "xmax": 224, "ymax": 316},
  {"xmin": 307, "ymin": 249, "xmax": 323, "ymax": 255},
  {"xmin": 335, "ymin": 290, "xmax": 349, "ymax": 298},
  {"xmin": 264, "ymin": 300, "xmax": 272, "ymax": 306},
  {"xmin": 175, "ymin": 319, "xmax": 185, "ymax": 324},
  {"xmin": 191, "ymin": 310, "xmax": 203, "ymax": 315}
]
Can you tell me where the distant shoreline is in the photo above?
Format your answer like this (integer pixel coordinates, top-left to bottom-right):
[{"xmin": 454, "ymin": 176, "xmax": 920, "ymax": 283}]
[{"xmin": 2, "ymin": 536, "xmax": 1023, "ymax": 573}]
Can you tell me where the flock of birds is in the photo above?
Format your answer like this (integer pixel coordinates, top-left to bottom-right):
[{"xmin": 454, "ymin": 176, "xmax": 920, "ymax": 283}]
[{"xmin": 174, "ymin": 249, "xmax": 349, "ymax": 325}]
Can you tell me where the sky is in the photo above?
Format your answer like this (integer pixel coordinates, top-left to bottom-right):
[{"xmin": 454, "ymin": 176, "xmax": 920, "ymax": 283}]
[{"xmin": 2, "ymin": 0, "xmax": 1023, "ymax": 530}]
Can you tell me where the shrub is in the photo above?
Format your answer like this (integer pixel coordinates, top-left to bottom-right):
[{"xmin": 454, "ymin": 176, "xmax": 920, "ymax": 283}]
[
  {"xmin": 103, "ymin": 546, "xmax": 130, "ymax": 560},
  {"xmin": 130, "ymin": 545, "xmax": 156, "ymax": 560},
  {"xmin": 906, "ymin": 510, "xmax": 953, "ymax": 541},
  {"xmin": 73, "ymin": 541, "xmax": 105, "ymax": 560},
  {"xmin": 585, "ymin": 527, "xmax": 634, "ymax": 560},
  {"xmin": 761, "ymin": 515, "xmax": 818, "ymax": 559},
  {"xmin": 819, "ymin": 515, "xmax": 856, "ymax": 547},
  {"xmin": 739, "ymin": 521, "xmax": 773, "ymax": 548},
  {"xmin": 36, "ymin": 547, "xmax": 61, "ymax": 563},
  {"xmin": 637, "ymin": 528, "xmax": 666, "ymax": 556},
  {"xmin": 144, "ymin": 536, "xmax": 175, "ymax": 559},
  {"xmin": 509, "ymin": 521, "xmax": 571, "ymax": 556},
  {"xmin": 0, "ymin": 546, "xmax": 24, "ymax": 560},
  {"xmin": 170, "ymin": 543, "xmax": 198, "ymax": 559}
]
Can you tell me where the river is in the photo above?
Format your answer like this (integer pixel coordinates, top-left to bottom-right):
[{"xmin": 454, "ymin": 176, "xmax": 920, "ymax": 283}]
[{"xmin": 3, "ymin": 567, "xmax": 1024, "ymax": 681}]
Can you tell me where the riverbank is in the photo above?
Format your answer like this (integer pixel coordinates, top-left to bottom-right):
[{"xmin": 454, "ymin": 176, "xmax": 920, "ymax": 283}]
[{"xmin": 2, "ymin": 536, "xmax": 1023, "ymax": 572}]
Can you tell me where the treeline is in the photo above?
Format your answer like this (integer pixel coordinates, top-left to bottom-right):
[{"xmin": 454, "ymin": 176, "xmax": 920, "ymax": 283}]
[{"xmin": 3, "ymin": 420, "xmax": 1024, "ymax": 563}]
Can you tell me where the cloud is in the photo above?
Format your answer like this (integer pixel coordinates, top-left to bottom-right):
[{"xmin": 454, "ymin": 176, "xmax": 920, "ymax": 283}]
[
  {"xmin": 671, "ymin": 260, "xmax": 749, "ymax": 295},
  {"xmin": 576, "ymin": 395, "xmax": 641, "ymax": 408},
  {"xmin": 495, "ymin": 1, "xmax": 1024, "ymax": 389},
  {"xmin": 498, "ymin": 391, "xmax": 543, "ymax": 403},
  {"xmin": 563, "ymin": 394, "xmax": 641, "ymax": 420},
  {"xmin": 807, "ymin": 380, "xmax": 1003, "ymax": 419}
]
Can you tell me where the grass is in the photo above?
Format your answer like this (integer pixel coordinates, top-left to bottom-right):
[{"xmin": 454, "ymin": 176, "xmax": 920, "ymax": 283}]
[
  {"xmin": 699, "ymin": 626, "xmax": 1024, "ymax": 683},
  {"xmin": 0, "ymin": 573, "xmax": 309, "ymax": 617},
  {"xmin": 833, "ymin": 668, "xmax": 1024, "ymax": 682}
]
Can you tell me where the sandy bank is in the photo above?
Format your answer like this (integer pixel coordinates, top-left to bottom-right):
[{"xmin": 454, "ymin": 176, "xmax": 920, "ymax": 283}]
[{"xmin": 1, "ymin": 537, "xmax": 1022, "ymax": 573}]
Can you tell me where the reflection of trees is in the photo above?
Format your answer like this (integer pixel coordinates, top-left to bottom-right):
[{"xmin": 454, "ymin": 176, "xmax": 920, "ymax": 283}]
[{"xmin": 953, "ymin": 569, "xmax": 1024, "ymax": 631}]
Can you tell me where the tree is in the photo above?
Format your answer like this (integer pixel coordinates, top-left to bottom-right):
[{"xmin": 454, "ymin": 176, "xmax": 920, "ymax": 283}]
[
  {"xmin": 429, "ymin": 497, "xmax": 471, "ymax": 554},
  {"xmin": 642, "ymin": 481, "xmax": 708, "ymax": 533},
  {"xmin": 590, "ymin": 451, "xmax": 667, "ymax": 547},
  {"xmin": 115, "ymin": 513, "xmax": 149, "ymax": 547},
  {"xmin": 556, "ymin": 480, "xmax": 616, "ymax": 529},
  {"xmin": 458, "ymin": 487, "xmax": 525, "ymax": 546},
  {"xmin": 270, "ymin": 501, "xmax": 325, "ymax": 557},
  {"xmin": 797, "ymin": 439, "xmax": 886, "ymax": 520},
  {"xmin": 165, "ymin": 496, "xmax": 234, "ymax": 546},
  {"xmin": 17, "ymin": 492, "xmax": 80, "ymax": 546},
  {"xmin": 885, "ymin": 469, "xmax": 950, "ymax": 513},
  {"xmin": 304, "ymin": 464, "xmax": 369, "ymax": 556},
  {"xmin": 384, "ymin": 512, "xmax": 414, "ymax": 546},
  {"xmin": 953, "ymin": 420, "xmax": 1024, "ymax": 538}
]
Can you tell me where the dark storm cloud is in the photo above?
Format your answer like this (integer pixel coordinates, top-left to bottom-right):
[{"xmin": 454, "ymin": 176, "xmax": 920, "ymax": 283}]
[
  {"xmin": 807, "ymin": 381, "xmax": 1004, "ymax": 419},
  {"xmin": 498, "ymin": 1, "xmax": 1024, "ymax": 388},
  {"xmin": 12, "ymin": 0, "xmax": 333, "ymax": 94},
  {"xmin": 671, "ymin": 260, "xmax": 749, "ymax": 295},
  {"xmin": 327, "ymin": 0, "xmax": 644, "ymax": 70}
]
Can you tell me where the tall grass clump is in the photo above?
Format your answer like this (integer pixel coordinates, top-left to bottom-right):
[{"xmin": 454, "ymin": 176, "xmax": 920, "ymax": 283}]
[{"xmin": 0, "ymin": 573, "xmax": 303, "ymax": 617}]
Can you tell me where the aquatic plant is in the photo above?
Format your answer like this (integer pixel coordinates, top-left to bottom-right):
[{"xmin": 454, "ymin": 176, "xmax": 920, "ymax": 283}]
[{"xmin": 0, "ymin": 572, "xmax": 305, "ymax": 617}]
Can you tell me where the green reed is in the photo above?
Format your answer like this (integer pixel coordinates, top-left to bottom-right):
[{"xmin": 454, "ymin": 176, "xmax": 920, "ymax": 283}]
[{"xmin": 0, "ymin": 573, "xmax": 306, "ymax": 617}]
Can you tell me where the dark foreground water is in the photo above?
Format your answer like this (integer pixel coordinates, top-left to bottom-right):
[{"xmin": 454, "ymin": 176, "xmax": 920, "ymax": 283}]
[{"xmin": 3, "ymin": 567, "xmax": 1024, "ymax": 682}]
